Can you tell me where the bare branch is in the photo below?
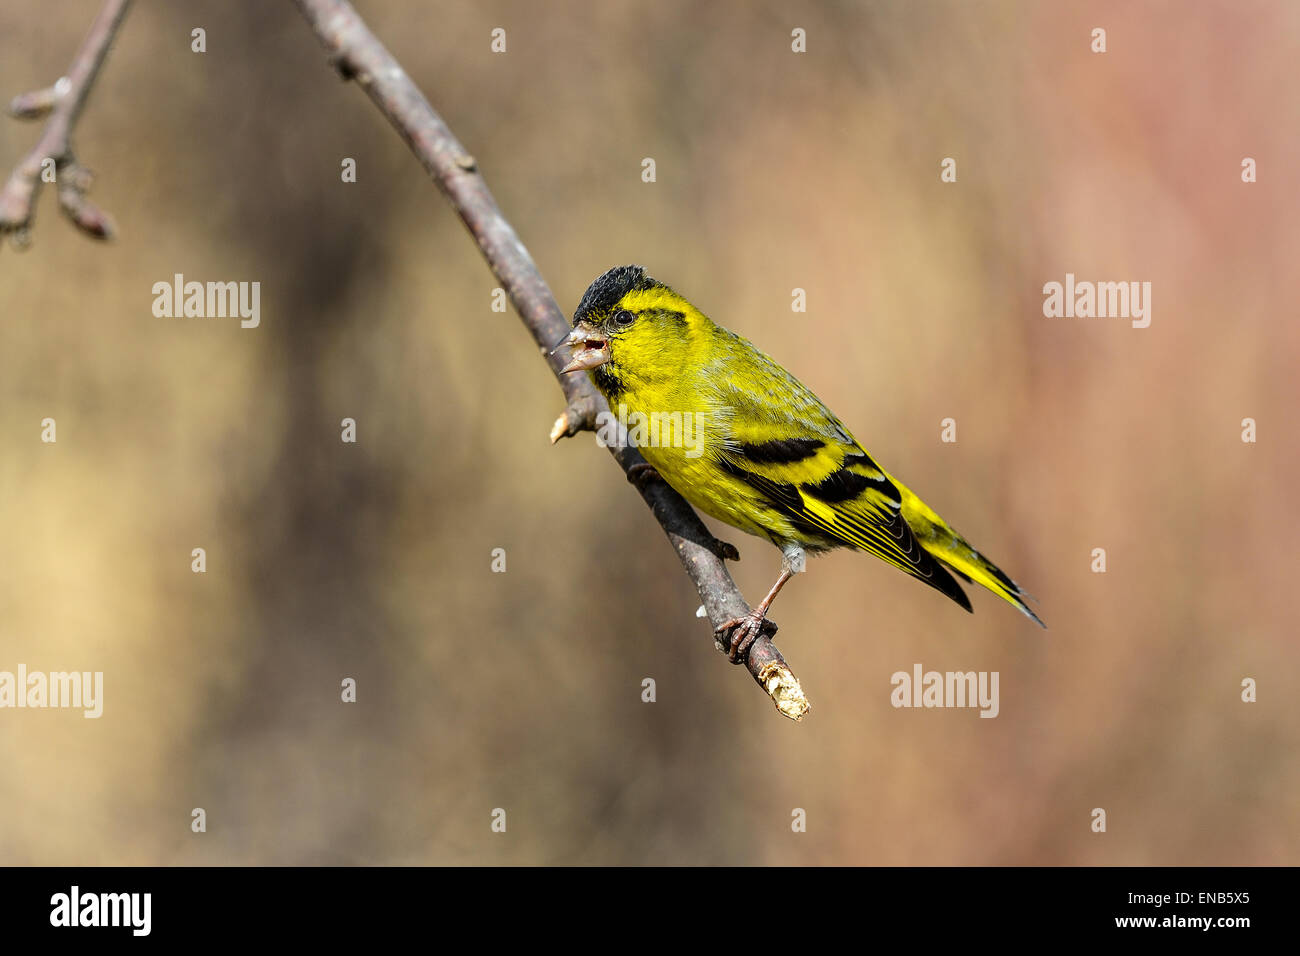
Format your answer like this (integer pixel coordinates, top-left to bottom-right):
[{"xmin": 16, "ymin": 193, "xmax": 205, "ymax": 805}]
[
  {"xmin": 291, "ymin": 0, "xmax": 809, "ymax": 719},
  {"xmin": 0, "ymin": 0, "xmax": 132, "ymax": 247}
]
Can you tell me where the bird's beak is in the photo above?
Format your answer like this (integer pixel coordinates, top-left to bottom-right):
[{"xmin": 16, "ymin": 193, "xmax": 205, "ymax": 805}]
[{"xmin": 554, "ymin": 321, "xmax": 611, "ymax": 373}]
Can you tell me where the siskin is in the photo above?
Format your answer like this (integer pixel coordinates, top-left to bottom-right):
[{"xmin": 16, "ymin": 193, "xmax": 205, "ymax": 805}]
[{"xmin": 557, "ymin": 265, "xmax": 1044, "ymax": 661}]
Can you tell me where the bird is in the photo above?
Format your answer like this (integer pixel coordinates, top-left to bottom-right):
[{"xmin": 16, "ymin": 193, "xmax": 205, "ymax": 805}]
[{"xmin": 555, "ymin": 264, "xmax": 1044, "ymax": 662}]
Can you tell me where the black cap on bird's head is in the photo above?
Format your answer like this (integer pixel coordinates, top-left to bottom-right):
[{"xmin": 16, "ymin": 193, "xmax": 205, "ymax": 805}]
[
  {"xmin": 572, "ymin": 265, "xmax": 659, "ymax": 327},
  {"xmin": 553, "ymin": 265, "xmax": 663, "ymax": 375}
]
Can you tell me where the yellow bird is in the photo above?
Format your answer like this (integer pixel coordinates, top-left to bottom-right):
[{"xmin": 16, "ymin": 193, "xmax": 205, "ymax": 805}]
[{"xmin": 558, "ymin": 265, "xmax": 1044, "ymax": 661}]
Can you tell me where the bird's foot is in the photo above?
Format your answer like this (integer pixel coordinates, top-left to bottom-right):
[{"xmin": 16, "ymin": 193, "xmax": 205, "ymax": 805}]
[
  {"xmin": 712, "ymin": 538, "xmax": 741, "ymax": 561},
  {"xmin": 714, "ymin": 611, "xmax": 777, "ymax": 664},
  {"xmin": 626, "ymin": 462, "xmax": 663, "ymax": 489},
  {"xmin": 627, "ymin": 464, "xmax": 739, "ymax": 561}
]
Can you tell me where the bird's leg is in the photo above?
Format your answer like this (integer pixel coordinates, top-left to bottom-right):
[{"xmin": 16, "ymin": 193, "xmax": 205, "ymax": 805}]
[{"xmin": 715, "ymin": 546, "xmax": 806, "ymax": 663}]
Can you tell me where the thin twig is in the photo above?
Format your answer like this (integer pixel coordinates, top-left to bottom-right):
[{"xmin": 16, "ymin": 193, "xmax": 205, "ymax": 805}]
[
  {"xmin": 0, "ymin": 0, "xmax": 132, "ymax": 247},
  {"xmin": 291, "ymin": 0, "xmax": 809, "ymax": 719}
]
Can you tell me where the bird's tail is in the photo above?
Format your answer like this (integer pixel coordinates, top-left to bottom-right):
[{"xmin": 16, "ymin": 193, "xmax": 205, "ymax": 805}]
[{"xmin": 889, "ymin": 475, "xmax": 1046, "ymax": 628}]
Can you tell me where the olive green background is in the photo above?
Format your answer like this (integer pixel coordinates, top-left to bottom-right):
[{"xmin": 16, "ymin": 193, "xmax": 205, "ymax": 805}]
[{"xmin": 1, "ymin": 0, "xmax": 1295, "ymax": 864}]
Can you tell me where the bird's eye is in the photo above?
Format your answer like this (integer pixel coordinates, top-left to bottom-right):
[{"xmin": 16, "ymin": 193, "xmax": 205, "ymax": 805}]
[{"xmin": 613, "ymin": 309, "xmax": 635, "ymax": 327}]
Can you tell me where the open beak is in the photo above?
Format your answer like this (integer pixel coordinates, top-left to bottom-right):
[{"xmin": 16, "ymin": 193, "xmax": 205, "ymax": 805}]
[{"xmin": 553, "ymin": 321, "xmax": 611, "ymax": 373}]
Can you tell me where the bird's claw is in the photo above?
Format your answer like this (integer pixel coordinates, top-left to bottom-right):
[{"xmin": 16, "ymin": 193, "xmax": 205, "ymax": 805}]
[
  {"xmin": 713, "ymin": 539, "xmax": 741, "ymax": 561},
  {"xmin": 626, "ymin": 462, "xmax": 663, "ymax": 489},
  {"xmin": 714, "ymin": 612, "xmax": 777, "ymax": 664},
  {"xmin": 626, "ymin": 464, "xmax": 740, "ymax": 561}
]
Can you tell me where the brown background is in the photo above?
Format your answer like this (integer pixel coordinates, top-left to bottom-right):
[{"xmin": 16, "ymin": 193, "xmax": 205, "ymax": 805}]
[{"xmin": 0, "ymin": 0, "xmax": 1295, "ymax": 864}]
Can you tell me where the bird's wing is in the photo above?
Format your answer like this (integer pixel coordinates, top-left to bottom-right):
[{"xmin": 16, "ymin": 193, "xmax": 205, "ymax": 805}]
[{"xmin": 710, "ymin": 350, "xmax": 972, "ymax": 611}]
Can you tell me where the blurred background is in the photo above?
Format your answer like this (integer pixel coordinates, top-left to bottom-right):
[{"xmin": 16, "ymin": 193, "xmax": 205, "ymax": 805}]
[{"xmin": 1, "ymin": 0, "xmax": 1296, "ymax": 865}]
